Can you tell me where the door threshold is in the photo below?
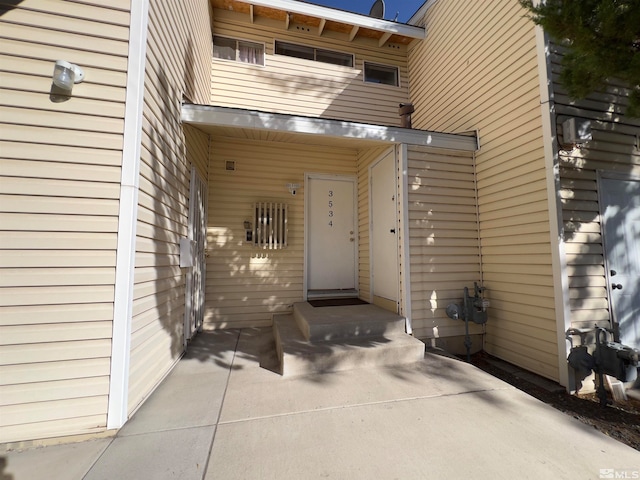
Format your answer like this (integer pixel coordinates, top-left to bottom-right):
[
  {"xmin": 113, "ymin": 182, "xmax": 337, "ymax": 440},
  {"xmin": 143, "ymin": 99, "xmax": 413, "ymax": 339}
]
[{"xmin": 307, "ymin": 289, "xmax": 358, "ymax": 300}]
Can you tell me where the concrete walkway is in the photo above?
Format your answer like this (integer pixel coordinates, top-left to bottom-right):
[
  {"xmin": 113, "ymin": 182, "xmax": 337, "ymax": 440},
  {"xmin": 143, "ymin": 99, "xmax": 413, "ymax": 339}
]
[{"xmin": 2, "ymin": 328, "xmax": 639, "ymax": 480}]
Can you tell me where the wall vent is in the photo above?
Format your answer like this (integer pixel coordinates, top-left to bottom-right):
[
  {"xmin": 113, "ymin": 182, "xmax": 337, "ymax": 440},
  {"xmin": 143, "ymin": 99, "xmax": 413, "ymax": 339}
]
[
  {"xmin": 254, "ymin": 202, "xmax": 288, "ymax": 249},
  {"xmin": 225, "ymin": 161, "xmax": 236, "ymax": 171}
]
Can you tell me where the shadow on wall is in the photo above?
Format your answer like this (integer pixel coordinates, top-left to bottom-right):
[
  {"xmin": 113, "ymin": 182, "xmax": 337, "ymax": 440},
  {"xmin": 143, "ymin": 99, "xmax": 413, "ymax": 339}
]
[
  {"xmin": 147, "ymin": 62, "xmax": 187, "ymax": 361},
  {"xmin": 204, "ymin": 225, "xmax": 295, "ymax": 326},
  {"xmin": 0, "ymin": 1, "xmax": 23, "ymax": 15},
  {"xmin": 556, "ymin": 101, "xmax": 640, "ymax": 389},
  {"xmin": 213, "ymin": 65, "xmax": 408, "ymax": 128},
  {"xmin": 145, "ymin": 32, "xmax": 203, "ymax": 361}
]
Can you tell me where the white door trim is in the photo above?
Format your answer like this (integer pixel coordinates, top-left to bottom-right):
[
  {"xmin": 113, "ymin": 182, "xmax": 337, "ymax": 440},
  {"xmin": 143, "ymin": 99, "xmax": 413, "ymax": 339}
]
[
  {"xmin": 304, "ymin": 172, "xmax": 358, "ymax": 299},
  {"xmin": 398, "ymin": 144, "xmax": 413, "ymax": 334},
  {"xmin": 368, "ymin": 147, "xmax": 399, "ymax": 308}
]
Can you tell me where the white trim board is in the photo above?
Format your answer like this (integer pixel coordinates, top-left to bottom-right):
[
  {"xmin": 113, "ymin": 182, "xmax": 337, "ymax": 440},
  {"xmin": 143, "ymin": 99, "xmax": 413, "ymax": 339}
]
[
  {"xmin": 108, "ymin": 0, "xmax": 150, "ymax": 429},
  {"xmin": 181, "ymin": 104, "xmax": 478, "ymax": 152},
  {"xmin": 535, "ymin": 24, "xmax": 570, "ymax": 390},
  {"xmin": 398, "ymin": 144, "xmax": 413, "ymax": 334}
]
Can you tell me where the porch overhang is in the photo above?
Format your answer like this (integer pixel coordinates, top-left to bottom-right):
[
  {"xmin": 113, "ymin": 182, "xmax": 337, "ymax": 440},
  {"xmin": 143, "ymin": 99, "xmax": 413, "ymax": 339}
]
[{"xmin": 181, "ymin": 104, "xmax": 479, "ymax": 152}]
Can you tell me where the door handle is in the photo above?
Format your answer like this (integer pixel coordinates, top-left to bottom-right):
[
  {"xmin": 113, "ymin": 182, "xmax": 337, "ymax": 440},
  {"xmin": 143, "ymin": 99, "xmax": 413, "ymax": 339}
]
[
  {"xmin": 390, "ymin": 229, "xmax": 396, "ymax": 234},
  {"xmin": 612, "ymin": 283, "xmax": 623, "ymax": 290}
]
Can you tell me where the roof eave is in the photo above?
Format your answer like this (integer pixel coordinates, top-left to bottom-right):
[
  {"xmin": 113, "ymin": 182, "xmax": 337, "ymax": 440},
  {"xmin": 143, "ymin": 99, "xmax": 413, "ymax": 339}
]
[{"xmin": 233, "ymin": 0, "xmax": 425, "ymax": 40}]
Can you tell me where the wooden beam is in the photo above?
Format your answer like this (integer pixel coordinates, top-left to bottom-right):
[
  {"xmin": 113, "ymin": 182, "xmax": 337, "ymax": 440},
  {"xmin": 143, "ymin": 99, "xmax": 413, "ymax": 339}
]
[
  {"xmin": 378, "ymin": 32, "xmax": 392, "ymax": 47},
  {"xmin": 318, "ymin": 18, "xmax": 326, "ymax": 36},
  {"xmin": 348, "ymin": 25, "xmax": 359, "ymax": 42},
  {"xmin": 285, "ymin": 12, "xmax": 290, "ymax": 29}
]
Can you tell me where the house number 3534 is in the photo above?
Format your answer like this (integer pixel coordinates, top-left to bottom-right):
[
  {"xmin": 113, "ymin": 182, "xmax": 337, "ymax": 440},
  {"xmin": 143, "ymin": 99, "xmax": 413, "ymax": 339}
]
[{"xmin": 328, "ymin": 190, "xmax": 334, "ymax": 227}]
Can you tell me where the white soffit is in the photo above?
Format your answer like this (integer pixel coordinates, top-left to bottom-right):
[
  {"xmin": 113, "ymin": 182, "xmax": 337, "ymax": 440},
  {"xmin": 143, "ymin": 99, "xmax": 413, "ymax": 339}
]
[
  {"xmin": 234, "ymin": 0, "xmax": 425, "ymax": 39},
  {"xmin": 181, "ymin": 104, "xmax": 478, "ymax": 152}
]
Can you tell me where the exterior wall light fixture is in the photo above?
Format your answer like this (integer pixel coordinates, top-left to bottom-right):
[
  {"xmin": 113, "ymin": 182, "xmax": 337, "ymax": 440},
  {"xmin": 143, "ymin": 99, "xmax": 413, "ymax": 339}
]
[
  {"xmin": 52, "ymin": 60, "xmax": 84, "ymax": 92},
  {"xmin": 287, "ymin": 183, "xmax": 300, "ymax": 196}
]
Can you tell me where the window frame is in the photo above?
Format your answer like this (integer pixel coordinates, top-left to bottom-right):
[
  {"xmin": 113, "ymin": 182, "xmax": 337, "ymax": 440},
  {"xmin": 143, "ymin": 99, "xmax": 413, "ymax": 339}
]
[
  {"xmin": 274, "ymin": 40, "xmax": 354, "ymax": 68},
  {"xmin": 362, "ymin": 61, "xmax": 400, "ymax": 87},
  {"xmin": 213, "ymin": 35, "xmax": 266, "ymax": 67}
]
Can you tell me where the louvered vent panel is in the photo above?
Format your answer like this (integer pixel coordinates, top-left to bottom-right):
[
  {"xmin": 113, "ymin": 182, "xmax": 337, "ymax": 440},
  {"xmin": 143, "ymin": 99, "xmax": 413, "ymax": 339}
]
[{"xmin": 254, "ymin": 202, "xmax": 288, "ymax": 249}]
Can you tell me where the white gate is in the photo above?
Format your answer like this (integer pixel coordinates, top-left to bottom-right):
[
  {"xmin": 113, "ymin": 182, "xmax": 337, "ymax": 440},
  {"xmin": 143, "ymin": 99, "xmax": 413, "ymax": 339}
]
[{"xmin": 184, "ymin": 167, "xmax": 207, "ymax": 345}]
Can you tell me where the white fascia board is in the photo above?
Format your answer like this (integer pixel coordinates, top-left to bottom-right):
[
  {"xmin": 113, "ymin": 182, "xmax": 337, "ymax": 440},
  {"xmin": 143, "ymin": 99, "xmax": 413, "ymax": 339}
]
[
  {"xmin": 235, "ymin": 0, "xmax": 425, "ymax": 39},
  {"xmin": 408, "ymin": 0, "xmax": 439, "ymax": 25},
  {"xmin": 182, "ymin": 104, "xmax": 477, "ymax": 152}
]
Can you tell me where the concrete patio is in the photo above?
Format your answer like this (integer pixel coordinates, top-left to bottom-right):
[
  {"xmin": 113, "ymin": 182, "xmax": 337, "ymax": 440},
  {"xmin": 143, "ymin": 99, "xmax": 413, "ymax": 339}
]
[{"xmin": 1, "ymin": 328, "xmax": 638, "ymax": 480}]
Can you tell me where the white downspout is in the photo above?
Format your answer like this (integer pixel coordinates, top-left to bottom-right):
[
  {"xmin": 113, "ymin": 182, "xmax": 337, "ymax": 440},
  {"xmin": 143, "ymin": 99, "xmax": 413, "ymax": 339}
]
[{"xmin": 107, "ymin": 0, "xmax": 150, "ymax": 429}]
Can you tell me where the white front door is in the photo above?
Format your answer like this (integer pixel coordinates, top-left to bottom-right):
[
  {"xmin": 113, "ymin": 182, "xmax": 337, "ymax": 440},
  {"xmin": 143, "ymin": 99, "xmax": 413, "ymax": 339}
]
[
  {"xmin": 306, "ymin": 174, "xmax": 357, "ymax": 294},
  {"xmin": 184, "ymin": 167, "xmax": 207, "ymax": 345},
  {"xmin": 370, "ymin": 150, "xmax": 398, "ymax": 305},
  {"xmin": 600, "ymin": 177, "xmax": 640, "ymax": 349}
]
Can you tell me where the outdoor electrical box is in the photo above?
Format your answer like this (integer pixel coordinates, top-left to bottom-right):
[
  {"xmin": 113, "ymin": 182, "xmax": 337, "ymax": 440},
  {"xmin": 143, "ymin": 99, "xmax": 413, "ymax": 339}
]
[{"xmin": 179, "ymin": 237, "xmax": 195, "ymax": 268}]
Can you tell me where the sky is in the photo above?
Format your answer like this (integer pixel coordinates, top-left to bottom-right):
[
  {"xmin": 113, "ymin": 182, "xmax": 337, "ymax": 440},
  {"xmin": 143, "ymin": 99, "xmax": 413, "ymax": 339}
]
[{"xmin": 306, "ymin": 0, "xmax": 428, "ymax": 23}]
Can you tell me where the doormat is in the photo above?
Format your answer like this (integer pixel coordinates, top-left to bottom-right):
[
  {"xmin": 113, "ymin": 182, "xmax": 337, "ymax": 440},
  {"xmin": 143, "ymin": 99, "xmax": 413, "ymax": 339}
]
[{"xmin": 308, "ymin": 298, "xmax": 368, "ymax": 307}]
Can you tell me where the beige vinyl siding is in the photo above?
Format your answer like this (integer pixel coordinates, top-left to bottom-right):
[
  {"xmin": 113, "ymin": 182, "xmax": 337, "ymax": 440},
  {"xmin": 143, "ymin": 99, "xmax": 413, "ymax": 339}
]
[
  {"xmin": 185, "ymin": 125, "xmax": 210, "ymax": 181},
  {"xmin": 409, "ymin": 0, "xmax": 558, "ymax": 379},
  {"xmin": 127, "ymin": 0, "xmax": 212, "ymax": 414},
  {"xmin": 211, "ymin": 9, "xmax": 408, "ymax": 127},
  {"xmin": 550, "ymin": 45, "xmax": 640, "ymax": 333},
  {"xmin": 205, "ymin": 137, "xmax": 359, "ymax": 328},
  {"xmin": 0, "ymin": 1, "xmax": 129, "ymax": 442},
  {"xmin": 405, "ymin": 146, "xmax": 481, "ymax": 339}
]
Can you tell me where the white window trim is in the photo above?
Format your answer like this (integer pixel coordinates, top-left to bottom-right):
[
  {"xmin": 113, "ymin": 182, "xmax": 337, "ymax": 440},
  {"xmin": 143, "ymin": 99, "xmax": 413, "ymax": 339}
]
[
  {"xmin": 213, "ymin": 35, "xmax": 266, "ymax": 67},
  {"xmin": 362, "ymin": 61, "xmax": 401, "ymax": 87},
  {"xmin": 273, "ymin": 39, "xmax": 355, "ymax": 69}
]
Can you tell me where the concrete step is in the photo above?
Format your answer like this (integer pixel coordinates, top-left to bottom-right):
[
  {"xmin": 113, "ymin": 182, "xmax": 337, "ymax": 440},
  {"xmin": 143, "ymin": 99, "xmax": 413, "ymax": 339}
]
[
  {"xmin": 274, "ymin": 314, "xmax": 425, "ymax": 377},
  {"xmin": 293, "ymin": 301, "xmax": 406, "ymax": 342}
]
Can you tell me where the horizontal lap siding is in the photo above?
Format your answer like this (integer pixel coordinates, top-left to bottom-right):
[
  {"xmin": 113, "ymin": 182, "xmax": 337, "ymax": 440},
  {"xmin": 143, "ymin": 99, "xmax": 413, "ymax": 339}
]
[
  {"xmin": 128, "ymin": 0, "xmax": 212, "ymax": 414},
  {"xmin": 551, "ymin": 46, "xmax": 640, "ymax": 333},
  {"xmin": 206, "ymin": 137, "xmax": 358, "ymax": 328},
  {"xmin": 406, "ymin": 146, "xmax": 481, "ymax": 339},
  {"xmin": 0, "ymin": 0, "xmax": 129, "ymax": 442},
  {"xmin": 211, "ymin": 9, "xmax": 408, "ymax": 126},
  {"xmin": 409, "ymin": 0, "xmax": 558, "ymax": 379}
]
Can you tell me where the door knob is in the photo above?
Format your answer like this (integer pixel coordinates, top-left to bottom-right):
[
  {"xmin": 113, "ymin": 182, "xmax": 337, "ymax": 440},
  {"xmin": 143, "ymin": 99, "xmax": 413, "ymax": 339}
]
[{"xmin": 612, "ymin": 283, "xmax": 623, "ymax": 290}]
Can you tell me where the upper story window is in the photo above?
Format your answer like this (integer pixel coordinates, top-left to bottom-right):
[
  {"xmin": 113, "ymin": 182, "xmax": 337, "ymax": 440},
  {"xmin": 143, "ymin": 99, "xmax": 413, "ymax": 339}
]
[
  {"xmin": 364, "ymin": 62, "xmax": 399, "ymax": 86},
  {"xmin": 275, "ymin": 41, "xmax": 354, "ymax": 67},
  {"xmin": 213, "ymin": 36, "xmax": 264, "ymax": 66}
]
